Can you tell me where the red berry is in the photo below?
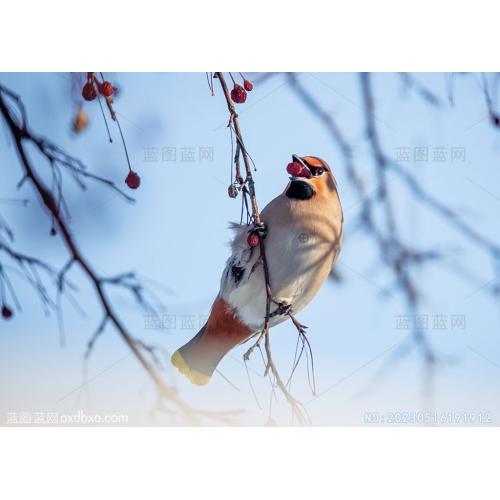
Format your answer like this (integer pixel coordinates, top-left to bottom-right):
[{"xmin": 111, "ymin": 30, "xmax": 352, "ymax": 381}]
[
  {"xmin": 231, "ymin": 84, "xmax": 247, "ymax": 104},
  {"xmin": 82, "ymin": 82, "xmax": 97, "ymax": 101},
  {"xmin": 125, "ymin": 171, "xmax": 141, "ymax": 189},
  {"xmin": 99, "ymin": 81, "xmax": 114, "ymax": 97},
  {"xmin": 2, "ymin": 306, "xmax": 13, "ymax": 319},
  {"xmin": 247, "ymin": 233, "xmax": 259, "ymax": 247},
  {"xmin": 286, "ymin": 161, "xmax": 312, "ymax": 179},
  {"xmin": 287, "ymin": 162, "xmax": 303, "ymax": 177},
  {"xmin": 243, "ymin": 79, "xmax": 253, "ymax": 91}
]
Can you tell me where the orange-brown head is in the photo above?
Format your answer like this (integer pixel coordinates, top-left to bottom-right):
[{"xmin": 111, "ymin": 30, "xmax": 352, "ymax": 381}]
[{"xmin": 285, "ymin": 154, "xmax": 338, "ymax": 200}]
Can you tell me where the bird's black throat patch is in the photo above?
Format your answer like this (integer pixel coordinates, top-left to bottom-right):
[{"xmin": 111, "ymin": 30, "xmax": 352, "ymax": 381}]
[{"xmin": 286, "ymin": 181, "xmax": 315, "ymax": 200}]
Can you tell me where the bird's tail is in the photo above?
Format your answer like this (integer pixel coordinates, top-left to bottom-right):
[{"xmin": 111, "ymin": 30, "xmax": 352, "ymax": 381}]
[
  {"xmin": 171, "ymin": 324, "xmax": 215, "ymax": 386},
  {"xmin": 171, "ymin": 324, "xmax": 250, "ymax": 386},
  {"xmin": 171, "ymin": 298, "xmax": 254, "ymax": 386}
]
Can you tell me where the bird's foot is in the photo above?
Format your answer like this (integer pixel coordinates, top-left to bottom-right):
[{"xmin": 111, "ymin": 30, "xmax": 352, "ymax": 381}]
[
  {"xmin": 289, "ymin": 312, "xmax": 308, "ymax": 335},
  {"xmin": 269, "ymin": 300, "xmax": 292, "ymax": 318}
]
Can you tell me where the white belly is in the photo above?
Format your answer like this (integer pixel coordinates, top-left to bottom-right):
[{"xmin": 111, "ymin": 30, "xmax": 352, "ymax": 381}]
[{"xmin": 221, "ymin": 205, "xmax": 342, "ymax": 331}]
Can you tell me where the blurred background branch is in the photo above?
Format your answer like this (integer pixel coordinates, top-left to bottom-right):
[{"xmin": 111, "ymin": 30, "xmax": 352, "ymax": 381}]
[
  {"xmin": 285, "ymin": 71, "xmax": 500, "ymax": 405},
  {"xmin": 0, "ymin": 83, "xmax": 240, "ymax": 425}
]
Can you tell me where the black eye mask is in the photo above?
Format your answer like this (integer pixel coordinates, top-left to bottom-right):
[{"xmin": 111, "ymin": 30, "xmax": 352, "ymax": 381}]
[{"xmin": 307, "ymin": 166, "xmax": 325, "ymax": 176}]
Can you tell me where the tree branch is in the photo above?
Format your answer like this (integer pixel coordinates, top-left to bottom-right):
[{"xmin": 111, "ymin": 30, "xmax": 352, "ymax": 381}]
[
  {"xmin": 0, "ymin": 84, "xmax": 239, "ymax": 426},
  {"xmin": 216, "ymin": 73, "xmax": 313, "ymax": 425}
]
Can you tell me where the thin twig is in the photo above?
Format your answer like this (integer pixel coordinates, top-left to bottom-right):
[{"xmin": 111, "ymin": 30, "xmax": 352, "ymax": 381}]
[{"xmin": 216, "ymin": 72, "xmax": 313, "ymax": 425}]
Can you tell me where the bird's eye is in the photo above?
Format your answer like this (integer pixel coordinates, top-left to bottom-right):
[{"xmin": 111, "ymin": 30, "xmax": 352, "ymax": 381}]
[{"xmin": 314, "ymin": 168, "xmax": 324, "ymax": 176}]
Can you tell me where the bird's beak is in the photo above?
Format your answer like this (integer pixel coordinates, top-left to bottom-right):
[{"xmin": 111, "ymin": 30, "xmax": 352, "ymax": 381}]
[
  {"xmin": 292, "ymin": 154, "xmax": 307, "ymax": 169},
  {"xmin": 290, "ymin": 154, "xmax": 313, "ymax": 181}
]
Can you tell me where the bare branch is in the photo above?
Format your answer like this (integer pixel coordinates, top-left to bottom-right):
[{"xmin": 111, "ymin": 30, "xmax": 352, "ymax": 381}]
[
  {"xmin": 0, "ymin": 83, "xmax": 239, "ymax": 426},
  {"xmin": 216, "ymin": 73, "xmax": 313, "ymax": 425}
]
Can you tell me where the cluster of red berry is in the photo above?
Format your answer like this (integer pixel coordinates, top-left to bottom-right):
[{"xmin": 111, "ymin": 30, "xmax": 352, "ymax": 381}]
[
  {"xmin": 82, "ymin": 73, "xmax": 115, "ymax": 101},
  {"xmin": 80, "ymin": 73, "xmax": 140, "ymax": 190},
  {"xmin": 229, "ymin": 73, "xmax": 253, "ymax": 104}
]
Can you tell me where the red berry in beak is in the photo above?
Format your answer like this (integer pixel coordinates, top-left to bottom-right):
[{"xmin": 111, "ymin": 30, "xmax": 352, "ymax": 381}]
[
  {"xmin": 247, "ymin": 233, "xmax": 259, "ymax": 247},
  {"xmin": 287, "ymin": 162, "xmax": 303, "ymax": 177},
  {"xmin": 243, "ymin": 79, "xmax": 253, "ymax": 91},
  {"xmin": 125, "ymin": 171, "xmax": 141, "ymax": 189},
  {"xmin": 287, "ymin": 162, "xmax": 312, "ymax": 179},
  {"xmin": 231, "ymin": 84, "xmax": 247, "ymax": 104},
  {"xmin": 301, "ymin": 167, "xmax": 312, "ymax": 179},
  {"xmin": 99, "ymin": 81, "xmax": 114, "ymax": 97},
  {"xmin": 82, "ymin": 82, "xmax": 97, "ymax": 101},
  {"xmin": 2, "ymin": 306, "xmax": 13, "ymax": 319}
]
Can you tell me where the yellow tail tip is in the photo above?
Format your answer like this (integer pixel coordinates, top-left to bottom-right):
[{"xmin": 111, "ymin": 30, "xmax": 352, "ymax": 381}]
[{"xmin": 171, "ymin": 350, "xmax": 211, "ymax": 386}]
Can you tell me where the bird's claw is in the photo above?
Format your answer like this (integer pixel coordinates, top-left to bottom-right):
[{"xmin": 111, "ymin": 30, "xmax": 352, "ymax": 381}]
[{"xmin": 270, "ymin": 300, "xmax": 292, "ymax": 317}]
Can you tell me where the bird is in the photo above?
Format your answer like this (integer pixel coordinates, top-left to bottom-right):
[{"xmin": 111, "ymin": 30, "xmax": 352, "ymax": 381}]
[{"xmin": 171, "ymin": 154, "xmax": 343, "ymax": 385}]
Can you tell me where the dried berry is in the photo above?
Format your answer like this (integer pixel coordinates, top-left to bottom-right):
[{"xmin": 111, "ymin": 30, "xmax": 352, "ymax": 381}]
[
  {"xmin": 247, "ymin": 233, "xmax": 259, "ymax": 247},
  {"xmin": 228, "ymin": 184, "xmax": 238, "ymax": 198},
  {"xmin": 99, "ymin": 81, "xmax": 114, "ymax": 97},
  {"xmin": 491, "ymin": 113, "xmax": 500, "ymax": 126},
  {"xmin": 125, "ymin": 171, "xmax": 141, "ymax": 189},
  {"xmin": 1, "ymin": 306, "xmax": 13, "ymax": 319},
  {"xmin": 243, "ymin": 79, "xmax": 253, "ymax": 91},
  {"xmin": 73, "ymin": 108, "xmax": 88, "ymax": 133},
  {"xmin": 231, "ymin": 84, "xmax": 247, "ymax": 104},
  {"xmin": 50, "ymin": 227, "xmax": 57, "ymax": 236},
  {"xmin": 82, "ymin": 82, "xmax": 97, "ymax": 101}
]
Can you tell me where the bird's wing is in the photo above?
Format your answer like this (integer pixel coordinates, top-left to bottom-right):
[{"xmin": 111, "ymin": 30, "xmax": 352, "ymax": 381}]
[
  {"xmin": 219, "ymin": 188, "xmax": 343, "ymax": 331},
  {"xmin": 218, "ymin": 221, "xmax": 270, "ymax": 330}
]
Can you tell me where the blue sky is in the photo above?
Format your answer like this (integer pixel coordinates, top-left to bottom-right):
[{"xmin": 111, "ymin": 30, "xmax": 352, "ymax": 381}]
[{"xmin": 1, "ymin": 72, "xmax": 499, "ymax": 426}]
